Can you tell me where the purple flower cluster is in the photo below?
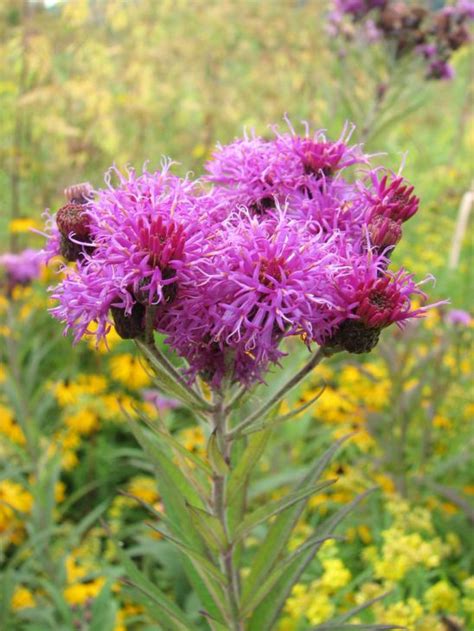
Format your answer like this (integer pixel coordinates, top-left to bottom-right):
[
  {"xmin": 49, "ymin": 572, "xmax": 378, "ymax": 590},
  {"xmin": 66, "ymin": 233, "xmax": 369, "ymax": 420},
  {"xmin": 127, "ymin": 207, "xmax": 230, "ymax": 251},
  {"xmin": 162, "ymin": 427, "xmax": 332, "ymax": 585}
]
[
  {"xmin": 329, "ymin": 0, "xmax": 473, "ymax": 80},
  {"xmin": 44, "ymin": 121, "xmax": 440, "ymax": 385},
  {"xmin": 0, "ymin": 249, "xmax": 43, "ymax": 294}
]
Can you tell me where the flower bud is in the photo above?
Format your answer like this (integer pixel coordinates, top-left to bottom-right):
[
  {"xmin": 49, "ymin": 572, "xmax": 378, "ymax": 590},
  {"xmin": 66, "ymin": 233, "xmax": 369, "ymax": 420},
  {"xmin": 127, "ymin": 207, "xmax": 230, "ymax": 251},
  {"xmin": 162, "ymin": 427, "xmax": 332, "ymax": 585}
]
[
  {"xmin": 325, "ymin": 319, "xmax": 381, "ymax": 354},
  {"xmin": 368, "ymin": 215, "xmax": 403, "ymax": 250},
  {"xmin": 56, "ymin": 182, "xmax": 93, "ymax": 262},
  {"xmin": 110, "ymin": 303, "xmax": 145, "ymax": 339}
]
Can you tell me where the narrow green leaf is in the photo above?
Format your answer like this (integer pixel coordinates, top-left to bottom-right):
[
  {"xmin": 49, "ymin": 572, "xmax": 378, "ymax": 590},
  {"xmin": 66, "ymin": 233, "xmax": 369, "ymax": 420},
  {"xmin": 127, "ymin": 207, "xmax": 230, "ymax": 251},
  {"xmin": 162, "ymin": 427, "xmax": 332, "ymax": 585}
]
[
  {"xmin": 207, "ymin": 430, "xmax": 229, "ymax": 475},
  {"xmin": 137, "ymin": 340, "xmax": 209, "ymax": 413},
  {"xmin": 325, "ymin": 591, "xmax": 392, "ymax": 625},
  {"xmin": 114, "ymin": 540, "xmax": 192, "ymax": 631},
  {"xmin": 140, "ymin": 412, "xmax": 213, "ymax": 477},
  {"xmin": 242, "ymin": 434, "xmax": 353, "ymax": 603},
  {"xmin": 227, "ymin": 427, "xmax": 272, "ymax": 503},
  {"xmin": 146, "ymin": 522, "xmax": 228, "ymax": 587},
  {"xmin": 233, "ymin": 479, "xmax": 336, "ymax": 542},
  {"xmin": 129, "ymin": 422, "xmax": 204, "ymax": 509},
  {"xmin": 248, "ymin": 489, "xmax": 376, "ymax": 631},
  {"xmin": 312, "ymin": 625, "xmax": 403, "ymax": 630},
  {"xmin": 89, "ymin": 582, "xmax": 118, "ymax": 631},
  {"xmin": 241, "ymin": 386, "xmax": 325, "ymax": 436},
  {"xmin": 241, "ymin": 535, "xmax": 337, "ymax": 615},
  {"xmin": 128, "ymin": 422, "xmax": 230, "ymax": 623},
  {"xmin": 186, "ymin": 503, "xmax": 228, "ymax": 552}
]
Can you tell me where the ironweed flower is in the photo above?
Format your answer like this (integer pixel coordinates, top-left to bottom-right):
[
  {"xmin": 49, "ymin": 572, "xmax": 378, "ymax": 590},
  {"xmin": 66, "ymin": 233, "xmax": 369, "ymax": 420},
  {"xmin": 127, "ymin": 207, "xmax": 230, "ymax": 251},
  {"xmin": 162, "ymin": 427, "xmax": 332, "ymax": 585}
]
[
  {"xmin": 56, "ymin": 182, "xmax": 94, "ymax": 262},
  {"xmin": 45, "ymin": 119, "xmax": 442, "ymax": 385},
  {"xmin": 325, "ymin": 261, "xmax": 438, "ymax": 353},
  {"xmin": 0, "ymin": 249, "xmax": 42, "ymax": 293},
  {"xmin": 329, "ymin": 0, "xmax": 473, "ymax": 81}
]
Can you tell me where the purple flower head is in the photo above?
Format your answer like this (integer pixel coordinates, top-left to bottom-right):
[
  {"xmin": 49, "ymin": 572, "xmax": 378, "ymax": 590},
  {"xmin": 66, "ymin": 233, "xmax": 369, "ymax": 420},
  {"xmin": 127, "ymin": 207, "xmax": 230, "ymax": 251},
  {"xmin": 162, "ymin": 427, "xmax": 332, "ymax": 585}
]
[
  {"xmin": 365, "ymin": 171, "xmax": 419, "ymax": 223},
  {"xmin": 50, "ymin": 163, "xmax": 209, "ymax": 343},
  {"xmin": 160, "ymin": 207, "xmax": 343, "ymax": 385},
  {"xmin": 445, "ymin": 308, "xmax": 472, "ymax": 326},
  {"xmin": 142, "ymin": 389, "xmax": 180, "ymax": 411},
  {"xmin": 273, "ymin": 118, "xmax": 368, "ymax": 179},
  {"xmin": 441, "ymin": 0, "xmax": 474, "ymax": 20},
  {"xmin": 334, "ymin": 0, "xmax": 386, "ymax": 18},
  {"xmin": 324, "ymin": 259, "xmax": 441, "ymax": 353},
  {"xmin": 205, "ymin": 133, "xmax": 296, "ymax": 215},
  {"xmin": 427, "ymin": 59, "xmax": 455, "ymax": 80},
  {"xmin": 0, "ymin": 249, "xmax": 43, "ymax": 287},
  {"xmin": 367, "ymin": 214, "xmax": 403, "ymax": 251},
  {"xmin": 417, "ymin": 43, "xmax": 438, "ymax": 59},
  {"xmin": 456, "ymin": 0, "xmax": 474, "ymax": 20},
  {"xmin": 205, "ymin": 119, "xmax": 369, "ymax": 221}
]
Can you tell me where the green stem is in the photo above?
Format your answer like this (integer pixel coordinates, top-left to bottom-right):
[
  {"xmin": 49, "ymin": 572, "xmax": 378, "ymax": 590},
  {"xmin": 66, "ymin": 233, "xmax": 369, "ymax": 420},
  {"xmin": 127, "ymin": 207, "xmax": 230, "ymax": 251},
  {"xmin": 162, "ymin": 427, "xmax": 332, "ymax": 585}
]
[
  {"xmin": 226, "ymin": 346, "xmax": 329, "ymax": 440},
  {"xmin": 211, "ymin": 393, "xmax": 243, "ymax": 631}
]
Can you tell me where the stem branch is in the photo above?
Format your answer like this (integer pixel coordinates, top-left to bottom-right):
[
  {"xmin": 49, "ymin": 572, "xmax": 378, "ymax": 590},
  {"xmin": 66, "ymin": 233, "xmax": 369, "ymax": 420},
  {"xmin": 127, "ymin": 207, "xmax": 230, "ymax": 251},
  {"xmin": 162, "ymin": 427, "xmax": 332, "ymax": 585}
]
[{"xmin": 227, "ymin": 347, "xmax": 329, "ymax": 440}]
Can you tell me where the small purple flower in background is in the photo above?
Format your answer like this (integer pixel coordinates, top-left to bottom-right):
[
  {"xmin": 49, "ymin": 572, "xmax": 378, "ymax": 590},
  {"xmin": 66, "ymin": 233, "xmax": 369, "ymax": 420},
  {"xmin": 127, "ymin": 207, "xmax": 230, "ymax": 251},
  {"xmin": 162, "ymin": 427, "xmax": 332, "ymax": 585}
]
[
  {"xmin": 142, "ymin": 389, "xmax": 180, "ymax": 412},
  {"xmin": 445, "ymin": 308, "xmax": 472, "ymax": 326},
  {"xmin": 328, "ymin": 0, "xmax": 473, "ymax": 81},
  {"xmin": 427, "ymin": 58, "xmax": 456, "ymax": 80},
  {"xmin": 0, "ymin": 249, "xmax": 43, "ymax": 294}
]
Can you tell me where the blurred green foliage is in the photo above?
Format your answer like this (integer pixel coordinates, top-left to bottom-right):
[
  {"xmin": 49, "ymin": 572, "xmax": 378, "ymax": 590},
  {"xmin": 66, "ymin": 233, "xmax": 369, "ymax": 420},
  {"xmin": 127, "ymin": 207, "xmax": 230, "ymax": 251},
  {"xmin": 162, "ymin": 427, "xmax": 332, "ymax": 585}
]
[{"xmin": 0, "ymin": 0, "xmax": 472, "ymax": 305}]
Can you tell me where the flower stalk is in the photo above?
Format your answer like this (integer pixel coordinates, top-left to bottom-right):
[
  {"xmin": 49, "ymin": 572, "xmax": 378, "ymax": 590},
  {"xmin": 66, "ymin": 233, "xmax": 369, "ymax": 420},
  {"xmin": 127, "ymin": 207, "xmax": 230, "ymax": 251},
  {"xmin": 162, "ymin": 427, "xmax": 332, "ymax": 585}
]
[{"xmin": 210, "ymin": 392, "xmax": 243, "ymax": 630}]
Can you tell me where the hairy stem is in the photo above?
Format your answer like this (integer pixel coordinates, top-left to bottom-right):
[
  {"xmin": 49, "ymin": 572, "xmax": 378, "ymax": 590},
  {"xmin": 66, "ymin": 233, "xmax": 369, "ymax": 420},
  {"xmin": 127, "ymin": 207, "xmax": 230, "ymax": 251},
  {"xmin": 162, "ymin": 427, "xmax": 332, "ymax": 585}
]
[
  {"xmin": 137, "ymin": 336, "xmax": 213, "ymax": 412},
  {"xmin": 211, "ymin": 393, "xmax": 243, "ymax": 631}
]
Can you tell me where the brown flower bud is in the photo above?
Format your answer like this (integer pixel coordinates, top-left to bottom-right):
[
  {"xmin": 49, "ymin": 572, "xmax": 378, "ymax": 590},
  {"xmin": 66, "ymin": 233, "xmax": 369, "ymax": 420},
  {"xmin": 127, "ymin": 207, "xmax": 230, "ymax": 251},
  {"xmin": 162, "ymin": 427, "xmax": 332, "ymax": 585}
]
[{"xmin": 110, "ymin": 303, "xmax": 146, "ymax": 339}]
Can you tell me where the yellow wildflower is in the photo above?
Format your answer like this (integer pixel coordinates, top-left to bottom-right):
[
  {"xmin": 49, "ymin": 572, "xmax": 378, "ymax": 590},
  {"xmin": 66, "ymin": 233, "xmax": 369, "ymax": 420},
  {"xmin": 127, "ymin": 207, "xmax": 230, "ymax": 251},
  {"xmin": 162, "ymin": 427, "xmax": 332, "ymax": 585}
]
[
  {"xmin": 9, "ymin": 218, "xmax": 42, "ymax": 233},
  {"xmin": 0, "ymin": 480, "xmax": 33, "ymax": 544},
  {"xmin": 65, "ymin": 408, "xmax": 99, "ymax": 435},
  {"xmin": 64, "ymin": 577, "xmax": 106, "ymax": 606},
  {"xmin": 425, "ymin": 580, "xmax": 460, "ymax": 613},
  {"xmin": 0, "ymin": 405, "xmax": 26, "ymax": 445},
  {"xmin": 381, "ymin": 598, "xmax": 424, "ymax": 628},
  {"xmin": 320, "ymin": 558, "xmax": 351, "ymax": 593},
  {"xmin": 180, "ymin": 426, "xmax": 206, "ymax": 453},
  {"xmin": 11, "ymin": 586, "xmax": 35, "ymax": 610},
  {"xmin": 306, "ymin": 590, "xmax": 335, "ymax": 624},
  {"xmin": 127, "ymin": 476, "xmax": 160, "ymax": 506},
  {"xmin": 109, "ymin": 353, "xmax": 151, "ymax": 390}
]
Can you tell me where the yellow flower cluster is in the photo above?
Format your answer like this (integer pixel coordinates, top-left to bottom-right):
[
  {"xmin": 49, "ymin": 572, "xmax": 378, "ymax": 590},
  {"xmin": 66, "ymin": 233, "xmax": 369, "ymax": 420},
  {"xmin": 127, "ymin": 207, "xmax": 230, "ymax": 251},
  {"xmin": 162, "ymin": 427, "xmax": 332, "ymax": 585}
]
[
  {"xmin": 282, "ymin": 549, "xmax": 352, "ymax": 628},
  {"xmin": 0, "ymin": 480, "xmax": 33, "ymax": 545},
  {"xmin": 0, "ymin": 404, "xmax": 26, "ymax": 446}
]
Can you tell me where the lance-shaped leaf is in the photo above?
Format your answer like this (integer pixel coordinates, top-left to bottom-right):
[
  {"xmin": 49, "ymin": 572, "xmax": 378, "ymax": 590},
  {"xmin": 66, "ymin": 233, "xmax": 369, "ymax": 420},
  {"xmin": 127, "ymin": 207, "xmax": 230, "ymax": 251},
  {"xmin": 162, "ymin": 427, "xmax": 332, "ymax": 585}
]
[
  {"xmin": 242, "ymin": 434, "xmax": 353, "ymax": 603},
  {"xmin": 247, "ymin": 489, "xmax": 376, "ymax": 631},
  {"xmin": 146, "ymin": 522, "xmax": 227, "ymax": 587},
  {"xmin": 207, "ymin": 430, "xmax": 229, "ymax": 476},
  {"xmin": 227, "ymin": 427, "xmax": 272, "ymax": 504},
  {"xmin": 312, "ymin": 625, "xmax": 403, "ymax": 630},
  {"xmin": 128, "ymin": 421, "xmax": 230, "ymax": 623},
  {"xmin": 241, "ymin": 535, "xmax": 339, "ymax": 616},
  {"xmin": 137, "ymin": 339, "xmax": 211, "ymax": 413},
  {"xmin": 186, "ymin": 503, "xmax": 228, "ymax": 553},
  {"xmin": 113, "ymin": 538, "xmax": 192, "ymax": 631},
  {"xmin": 318, "ymin": 591, "xmax": 392, "ymax": 626},
  {"xmin": 89, "ymin": 582, "xmax": 118, "ymax": 631},
  {"xmin": 240, "ymin": 386, "xmax": 326, "ymax": 437},
  {"xmin": 232, "ymin": 479, "xmax": 336, "ymax": 542},
  {"xmin": 129, "ymin": 421, "xmax": 205, "ymax": 509},
  {"xmin": 139, "ymin": 411, "xmax": 213, "ymax": 478}
]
